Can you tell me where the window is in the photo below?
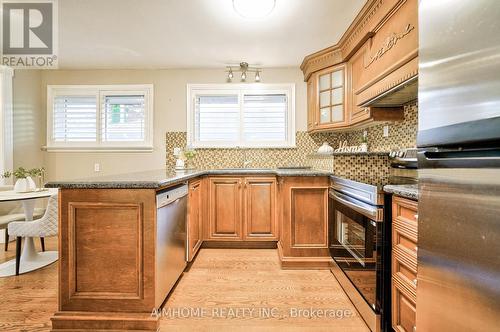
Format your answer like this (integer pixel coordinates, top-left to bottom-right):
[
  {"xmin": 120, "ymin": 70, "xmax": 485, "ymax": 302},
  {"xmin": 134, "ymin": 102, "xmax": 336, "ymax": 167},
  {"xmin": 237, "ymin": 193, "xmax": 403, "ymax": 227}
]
[
  {"xmin": 47, "ymin": 85, "xmax": 153, "ymax": 151},
  {"xmin": 187, "ymin": 84, "xmax": 295, "ymax": 148}
]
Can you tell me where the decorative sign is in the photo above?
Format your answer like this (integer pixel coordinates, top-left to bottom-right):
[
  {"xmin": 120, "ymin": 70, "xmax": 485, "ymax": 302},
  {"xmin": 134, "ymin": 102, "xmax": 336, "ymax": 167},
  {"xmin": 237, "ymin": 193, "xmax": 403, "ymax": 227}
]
[
  {"xmin": 365, "ymin": 23, "xmax": 415, "ymax": 68},
  {"xmin": 334, "ymin": 140, "xmax": 365, "ymax": 153}
]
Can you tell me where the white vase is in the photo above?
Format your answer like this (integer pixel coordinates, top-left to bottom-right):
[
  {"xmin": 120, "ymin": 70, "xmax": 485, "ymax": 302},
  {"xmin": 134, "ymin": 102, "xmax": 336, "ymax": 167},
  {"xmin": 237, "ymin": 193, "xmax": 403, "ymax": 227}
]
[{"xmin": 14, "ymin": 177, "xmax": 37, "ymax": 193}]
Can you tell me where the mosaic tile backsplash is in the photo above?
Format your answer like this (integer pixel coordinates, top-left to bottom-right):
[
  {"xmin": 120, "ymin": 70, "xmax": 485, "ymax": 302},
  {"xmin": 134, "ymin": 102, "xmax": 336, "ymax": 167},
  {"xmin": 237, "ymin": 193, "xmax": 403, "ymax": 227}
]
[{"xmin": 165, "ymin": 103, "xmax": 418, "ymax": 176}]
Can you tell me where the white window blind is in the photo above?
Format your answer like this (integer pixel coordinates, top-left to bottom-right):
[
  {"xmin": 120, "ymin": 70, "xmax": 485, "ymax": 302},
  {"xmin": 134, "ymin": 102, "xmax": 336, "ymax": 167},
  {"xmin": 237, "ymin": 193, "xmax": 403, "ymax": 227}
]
[
  {"xmin": 47, "ymin": 85, "xmax": 153, "ymax": 151},
  {"xmin": 195, "ymin": 95, "xmax": 240, "ymax": 143},
  {"xmin": 53, "ymin": 95, "xmax": 97, "ymax": 142},
  {"xmin": 102, "ymin": 95, "xmax": 145, "ymax": 142},
  {"xmin": 188, "ymin": 84, "xmax": 295, "ymax": 148},
  {"xmin": 243, "ymin": 94, "xmax": 287, "ymax": 142}
]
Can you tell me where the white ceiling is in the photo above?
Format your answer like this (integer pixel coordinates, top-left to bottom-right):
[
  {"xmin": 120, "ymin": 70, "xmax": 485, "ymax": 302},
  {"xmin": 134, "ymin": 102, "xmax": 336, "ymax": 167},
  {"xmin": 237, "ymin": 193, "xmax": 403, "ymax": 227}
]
[{"xmin": 58, "ymin": 0, "xmax": 366, "ymax": 69}]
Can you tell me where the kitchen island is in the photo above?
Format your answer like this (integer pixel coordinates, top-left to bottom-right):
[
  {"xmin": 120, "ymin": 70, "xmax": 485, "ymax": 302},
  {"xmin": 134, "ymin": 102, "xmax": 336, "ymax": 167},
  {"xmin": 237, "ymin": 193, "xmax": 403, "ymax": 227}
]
[{"xmin": 46, "ymin": 168, "xmax": 332, "ymax": 331}]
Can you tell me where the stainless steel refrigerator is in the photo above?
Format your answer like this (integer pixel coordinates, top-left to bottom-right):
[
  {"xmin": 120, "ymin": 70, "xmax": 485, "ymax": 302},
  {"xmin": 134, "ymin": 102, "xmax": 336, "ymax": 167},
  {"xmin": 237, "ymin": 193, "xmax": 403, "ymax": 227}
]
[{"xmin": 417, "ymin": 0, "xmax": 500, "ymax": 331}]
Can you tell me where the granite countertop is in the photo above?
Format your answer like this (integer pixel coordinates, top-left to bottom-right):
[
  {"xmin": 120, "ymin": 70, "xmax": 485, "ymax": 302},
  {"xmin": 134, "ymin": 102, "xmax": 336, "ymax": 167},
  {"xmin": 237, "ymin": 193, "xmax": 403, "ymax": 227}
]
[
  {"xmin": 383, "ymin": 184, "xmax": 419, "ymax": 201},
  {"xmin": 45, "ymin": 168, "xmax": 332, "ymax": 189}
]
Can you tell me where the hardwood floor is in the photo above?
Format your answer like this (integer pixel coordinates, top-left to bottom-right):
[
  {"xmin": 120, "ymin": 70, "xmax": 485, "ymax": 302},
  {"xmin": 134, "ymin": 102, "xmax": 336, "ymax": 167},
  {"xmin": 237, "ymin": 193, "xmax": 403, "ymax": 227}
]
[
  {"xmin": 0, "ymin": 236, "xmax": 58, "ymax": 331},
  {"xmin": 0, "ymin": 239, "xmax": 368, "ymax": 331},
  {"xmin": 162, "ymin": 249, "xmax": 369, "ymax": 331}
]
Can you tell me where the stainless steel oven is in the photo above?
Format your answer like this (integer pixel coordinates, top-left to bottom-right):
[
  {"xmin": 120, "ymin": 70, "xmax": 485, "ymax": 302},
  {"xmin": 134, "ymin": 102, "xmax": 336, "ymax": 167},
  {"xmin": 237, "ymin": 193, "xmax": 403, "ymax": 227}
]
[{"xmin": 329, "ymin": 177, "xmax": 391, "ymax": 332}]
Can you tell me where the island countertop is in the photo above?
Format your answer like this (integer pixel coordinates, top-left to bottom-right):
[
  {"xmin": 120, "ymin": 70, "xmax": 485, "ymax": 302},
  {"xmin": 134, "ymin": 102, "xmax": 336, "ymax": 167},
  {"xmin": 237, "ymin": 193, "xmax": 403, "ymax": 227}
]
[
  {"xmin": 383, "ymin": 184, "xmax": 419, "ymax": 201},
  {"xmin": 45, "ymin": 168, "xmax": 333, "ymax": 189}
]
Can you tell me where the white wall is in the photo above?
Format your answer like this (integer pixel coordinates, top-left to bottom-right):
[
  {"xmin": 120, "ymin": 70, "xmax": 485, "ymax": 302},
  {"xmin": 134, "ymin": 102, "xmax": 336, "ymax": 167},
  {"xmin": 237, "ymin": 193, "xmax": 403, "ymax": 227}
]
[
  {"xmin": 12, "ymin": 70, "xmax": 44, "ymax": 171},
  {"xmin": 12, "ymin": 68, "xmax": 307, "ymax": 181}
]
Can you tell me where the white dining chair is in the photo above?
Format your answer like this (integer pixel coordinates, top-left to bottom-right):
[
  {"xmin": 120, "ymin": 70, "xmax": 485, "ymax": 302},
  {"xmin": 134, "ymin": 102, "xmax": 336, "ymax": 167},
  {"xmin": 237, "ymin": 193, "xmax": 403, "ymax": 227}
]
[
  {"xmin": 0, "ymin": 185, "xmax": 46, "ymax": 251},
  {"xmin": 8, "ymin": 193, "xmax": 58, "ymax": 275}
]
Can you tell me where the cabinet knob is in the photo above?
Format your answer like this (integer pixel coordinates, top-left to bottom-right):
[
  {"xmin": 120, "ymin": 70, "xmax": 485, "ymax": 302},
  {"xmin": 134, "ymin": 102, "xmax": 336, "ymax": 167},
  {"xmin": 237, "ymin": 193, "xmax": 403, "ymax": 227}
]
[
  {"xmin": 315, "ymin": 122, "xmax": 318, "ymax": 125},
  {"xmin": 413, "ymin": 278, "xmax": 418, "ymax": 286},
  {"xmin": 413, "ymin": 326, "xmax": 417, "ymax": 332},
  {"xmin": 414, "ymin": 214, "xmax": 419, "ymax": 220},
  {"xmin": 415, "ymin": 246, "xmax": 418, "ymax": 252}
]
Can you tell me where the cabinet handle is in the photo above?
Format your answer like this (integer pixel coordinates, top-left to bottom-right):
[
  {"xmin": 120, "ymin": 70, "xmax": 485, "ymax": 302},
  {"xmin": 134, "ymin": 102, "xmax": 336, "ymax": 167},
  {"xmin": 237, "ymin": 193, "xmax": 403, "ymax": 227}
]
[
  {"xmin": 413, "ymin": 278, "xmax": 418, "ymax": 286},
  {"xmin": 415, "ymin": 246, "xmax": 418, "ymax": 252},
  {"xmin": 244, "ymin": 180, "xmax": 247, "ymax": 188},
  {"xmin": 413, "ymin": 326, "xmax": 416, "ymax": 332},
  {"xmin": 414, "ymin": 214, "xmax": 419, "ymax": 220},
  {"xmin": 238, "ymin": 181, "xmax": 242, "ymax": 188}
]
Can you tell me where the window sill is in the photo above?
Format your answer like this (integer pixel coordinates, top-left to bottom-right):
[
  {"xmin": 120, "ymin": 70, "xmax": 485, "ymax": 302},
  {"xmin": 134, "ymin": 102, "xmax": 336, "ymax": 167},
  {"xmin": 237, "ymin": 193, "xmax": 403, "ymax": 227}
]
[{"xmin": 42, "ymin": 146, "xmax": 154, "ymax": 153}]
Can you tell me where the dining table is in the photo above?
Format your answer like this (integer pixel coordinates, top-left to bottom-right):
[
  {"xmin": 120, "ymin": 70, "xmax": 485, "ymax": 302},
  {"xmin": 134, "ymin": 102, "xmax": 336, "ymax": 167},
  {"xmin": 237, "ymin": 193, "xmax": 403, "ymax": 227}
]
[{"xmin": 0, "ymin": 188, "xmax": 58, "ymax": 277}]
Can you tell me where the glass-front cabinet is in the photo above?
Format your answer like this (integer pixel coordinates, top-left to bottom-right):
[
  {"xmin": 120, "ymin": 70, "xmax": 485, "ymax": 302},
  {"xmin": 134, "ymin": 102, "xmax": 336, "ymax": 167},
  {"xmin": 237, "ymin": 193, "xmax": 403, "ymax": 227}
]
[{"xmin": 307, "ymin": 64, "xmax": 348, "ymax": 131}]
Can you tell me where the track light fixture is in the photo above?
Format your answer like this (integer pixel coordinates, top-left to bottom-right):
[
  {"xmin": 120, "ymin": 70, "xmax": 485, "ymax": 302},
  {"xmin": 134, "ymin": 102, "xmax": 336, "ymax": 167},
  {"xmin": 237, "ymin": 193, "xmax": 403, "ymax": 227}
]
[{"xmin": 226, "ymin": 62, "xmax": 262, "ymax": 82}]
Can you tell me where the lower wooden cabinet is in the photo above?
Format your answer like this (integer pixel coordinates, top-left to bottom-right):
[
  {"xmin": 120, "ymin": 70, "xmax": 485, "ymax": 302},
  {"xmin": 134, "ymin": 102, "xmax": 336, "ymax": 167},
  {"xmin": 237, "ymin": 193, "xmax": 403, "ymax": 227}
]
[
  {"xmin": 187, "ymin": 179, "xmax": 203, "ymax": 261},
  {"xmin": 392, "ymin": 196, "xmax": 418, "ymax": 332},
  {"xmin": 207, "ymin": 176, "xmax": 278, "ymax": 241},
  {"xmin": 244, "ymin": 177, "xmax": 277, "ymax": 240},
  {"xmin": 208, "ymin": 177, "xmax": 242, "ymax": 240},
  {"xmin": 277, "ymin": 176, "xmax": 331, "ymax": 268}
]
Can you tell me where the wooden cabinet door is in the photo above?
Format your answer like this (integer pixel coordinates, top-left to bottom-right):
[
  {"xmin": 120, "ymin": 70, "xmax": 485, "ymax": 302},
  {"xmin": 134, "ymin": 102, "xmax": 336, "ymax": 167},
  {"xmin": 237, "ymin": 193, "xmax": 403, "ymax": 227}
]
[
  {"xmin": 208, "ymin": 177, "xmax": 242, "ymax": 240},
  {"xmin": 307, "ymin": 73, "xmax": 318, "ymax": 131},
  {"xmin": 243, "ymin": 177, "xmax": 277, "ymax": 240},
  {"xmin": 187, "ymin": 179, "xmax": 202, "ymax": 261},
  {"xmin": 315, "ymin": 64, "xmax": 348, "ymax": 129},
  {"xmin": 348, "ymin": 40, "xmax": 372, "ymax": 125}
]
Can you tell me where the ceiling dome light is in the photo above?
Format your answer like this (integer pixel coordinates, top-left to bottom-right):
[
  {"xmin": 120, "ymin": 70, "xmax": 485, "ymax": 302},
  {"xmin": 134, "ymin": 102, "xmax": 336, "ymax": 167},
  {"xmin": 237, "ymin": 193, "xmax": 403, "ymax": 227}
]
[{"xmin": 233, "ymin": 0, "xmax": 276, "ymax": 19}]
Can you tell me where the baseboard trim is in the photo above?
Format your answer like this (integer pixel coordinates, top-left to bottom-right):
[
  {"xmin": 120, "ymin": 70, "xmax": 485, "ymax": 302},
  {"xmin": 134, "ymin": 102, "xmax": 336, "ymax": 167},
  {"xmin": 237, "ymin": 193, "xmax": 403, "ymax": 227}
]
[
  {"xmin": 277, "ymin": 241, "xmax": 333, "ymax": 269},
  {"xmin": 51, "ymin": 311, "xmax": 159, "ymax": 332},
  {"xmin": 201, "ymin": 241, "xmax": 277, "ymax": 249}
]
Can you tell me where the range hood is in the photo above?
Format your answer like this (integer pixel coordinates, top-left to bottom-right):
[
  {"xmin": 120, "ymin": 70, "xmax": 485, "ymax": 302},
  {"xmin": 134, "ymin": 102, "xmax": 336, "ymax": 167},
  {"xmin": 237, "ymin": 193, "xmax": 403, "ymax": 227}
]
[{"xmin": 360, "ymin": 76, "xmax": 418, "ymax": 107}]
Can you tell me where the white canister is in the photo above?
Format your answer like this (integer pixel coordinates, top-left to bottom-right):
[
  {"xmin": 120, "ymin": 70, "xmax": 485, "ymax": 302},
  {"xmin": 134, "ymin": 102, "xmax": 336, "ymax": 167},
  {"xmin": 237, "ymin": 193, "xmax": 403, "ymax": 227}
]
[{"xmin": 317, "ymin": 142, "xmax": 334, "ymax": 154}]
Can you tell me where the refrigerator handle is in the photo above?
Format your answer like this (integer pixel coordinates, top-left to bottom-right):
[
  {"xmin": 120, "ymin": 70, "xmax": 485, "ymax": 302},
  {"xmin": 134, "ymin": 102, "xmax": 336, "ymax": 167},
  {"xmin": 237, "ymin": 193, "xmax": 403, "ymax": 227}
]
[{"xmin": 418, "ymin": 149, "xmax": 500, "ymax": 169}]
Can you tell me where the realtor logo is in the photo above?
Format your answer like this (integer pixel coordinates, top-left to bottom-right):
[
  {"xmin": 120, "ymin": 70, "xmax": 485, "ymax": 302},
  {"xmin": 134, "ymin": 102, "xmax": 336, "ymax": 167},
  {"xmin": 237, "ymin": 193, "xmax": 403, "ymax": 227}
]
[{"xmin": 1, "ymin": 0, "xmax": 58, "ymax": 68}]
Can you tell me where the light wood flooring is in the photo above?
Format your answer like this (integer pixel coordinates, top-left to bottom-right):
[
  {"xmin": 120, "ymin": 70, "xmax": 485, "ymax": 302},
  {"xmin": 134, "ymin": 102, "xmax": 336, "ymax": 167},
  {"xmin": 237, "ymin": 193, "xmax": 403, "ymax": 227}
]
[{"xmin": 0, "ymin": 237, "xmax": 369, "ymax": 331}]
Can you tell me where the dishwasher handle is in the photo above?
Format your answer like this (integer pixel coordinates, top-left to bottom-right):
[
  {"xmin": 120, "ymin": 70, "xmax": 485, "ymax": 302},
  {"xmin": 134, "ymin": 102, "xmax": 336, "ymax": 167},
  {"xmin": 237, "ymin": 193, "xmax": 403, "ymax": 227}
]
[{"xmin": 157, "ymin": 184, "xmax": 188, "ymax": 208}]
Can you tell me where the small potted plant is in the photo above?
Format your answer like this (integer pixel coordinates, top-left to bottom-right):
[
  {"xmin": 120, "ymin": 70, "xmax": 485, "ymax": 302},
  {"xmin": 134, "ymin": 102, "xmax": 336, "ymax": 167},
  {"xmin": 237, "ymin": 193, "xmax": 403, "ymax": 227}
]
[
  {"xmin": 2, "ymin": 167, "xmax": 37, "ymax": 193},
  {"xmin": 360, "ymin": 135, "xmax": 368, "ymax": 152},
  {"xmin": 183, "ymin": 148, "xmax": 197, "ymax": 169}
]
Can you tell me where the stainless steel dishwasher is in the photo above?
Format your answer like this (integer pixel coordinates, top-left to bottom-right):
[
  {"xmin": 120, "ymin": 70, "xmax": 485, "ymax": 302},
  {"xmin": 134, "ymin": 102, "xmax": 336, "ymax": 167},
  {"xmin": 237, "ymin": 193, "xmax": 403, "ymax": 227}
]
[{"xmin": 155, "ymin": 183, "xmax": 188, "ymax": 307}]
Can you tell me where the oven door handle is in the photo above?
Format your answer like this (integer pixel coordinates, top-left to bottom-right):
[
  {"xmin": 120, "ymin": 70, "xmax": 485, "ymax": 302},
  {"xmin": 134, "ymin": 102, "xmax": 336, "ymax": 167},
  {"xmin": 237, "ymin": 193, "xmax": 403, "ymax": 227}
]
[{"xmin": 330, "ymin": 191, "xmax": 383, "ymax": 222}]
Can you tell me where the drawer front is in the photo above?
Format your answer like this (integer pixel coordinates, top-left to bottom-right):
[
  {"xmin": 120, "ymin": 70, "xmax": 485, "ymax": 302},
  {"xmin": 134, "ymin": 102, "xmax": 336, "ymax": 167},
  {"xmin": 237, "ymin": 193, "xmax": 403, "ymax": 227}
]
[
  {"xmin": 393, "ymin": 196, "xmax": 418, "ymax": 224},
  {"xmin": 393, "ymin": 218, "xmax": 418, "ymax": 257},
  {"xmin": 393, "ymin": 246, "xmax": 417, "ymax": 292},
  {"xmin": 392, "ymin": 279, "xmax": 417, "ymax": 332}
]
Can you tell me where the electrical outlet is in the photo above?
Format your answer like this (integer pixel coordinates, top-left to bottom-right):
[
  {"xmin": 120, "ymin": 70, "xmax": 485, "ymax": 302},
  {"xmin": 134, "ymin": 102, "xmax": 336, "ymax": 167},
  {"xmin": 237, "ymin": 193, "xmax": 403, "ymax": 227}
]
[
  {"xmin": 94, "ymin": 163, "xmax": 100, "ymax": 172},
  {"xmin": 383, "ymin": 125, "xmax": 389, "ymax": 137}
]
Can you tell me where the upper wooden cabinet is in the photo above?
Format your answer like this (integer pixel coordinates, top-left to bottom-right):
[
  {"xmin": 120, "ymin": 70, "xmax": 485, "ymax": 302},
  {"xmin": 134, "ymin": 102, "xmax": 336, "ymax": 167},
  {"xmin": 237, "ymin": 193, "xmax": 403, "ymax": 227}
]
[
  {"xmin": 308, "ymin": 64, "xmax": 349, "ymax": 131},
  {"xmin": 302, "ymin": 0, "xmax": 417, "ymax": 132}
]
